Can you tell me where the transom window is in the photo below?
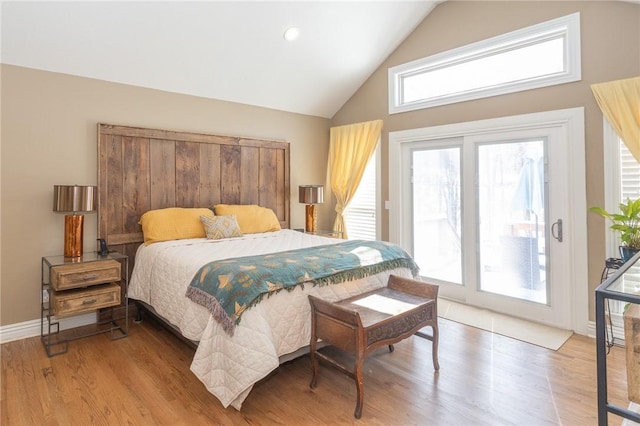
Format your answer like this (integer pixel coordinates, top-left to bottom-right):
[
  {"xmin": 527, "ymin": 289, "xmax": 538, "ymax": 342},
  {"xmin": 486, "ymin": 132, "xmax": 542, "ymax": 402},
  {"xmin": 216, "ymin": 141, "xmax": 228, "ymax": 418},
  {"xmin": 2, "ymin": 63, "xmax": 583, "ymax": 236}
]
[{"xmin": 389, "ymin": 13, "xmax": 581, "ymax": 114}]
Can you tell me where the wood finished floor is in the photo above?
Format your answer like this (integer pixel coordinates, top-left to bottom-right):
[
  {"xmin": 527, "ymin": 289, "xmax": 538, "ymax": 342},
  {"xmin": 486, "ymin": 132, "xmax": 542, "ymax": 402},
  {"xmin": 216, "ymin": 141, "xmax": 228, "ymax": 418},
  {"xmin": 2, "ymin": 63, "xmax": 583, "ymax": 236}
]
[{"xmin": 1, "ymin": 316, "xmax": 631, "ymax": 426}]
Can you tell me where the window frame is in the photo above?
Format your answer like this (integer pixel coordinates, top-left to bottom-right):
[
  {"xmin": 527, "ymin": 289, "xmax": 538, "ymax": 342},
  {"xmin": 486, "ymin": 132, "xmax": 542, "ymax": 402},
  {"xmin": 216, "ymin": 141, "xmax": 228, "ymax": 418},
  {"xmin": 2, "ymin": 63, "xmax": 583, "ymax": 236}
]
[
  {"xmin": 601, "ymin": 118, "xmax": 640, "ymax": 335},
  {"xmin": 602, "ymin": 118, "xmax": 640, "ymax": 258},
  {"xmin": 388, "ymin": 13, "xmax": 581, "ymax": 114}
]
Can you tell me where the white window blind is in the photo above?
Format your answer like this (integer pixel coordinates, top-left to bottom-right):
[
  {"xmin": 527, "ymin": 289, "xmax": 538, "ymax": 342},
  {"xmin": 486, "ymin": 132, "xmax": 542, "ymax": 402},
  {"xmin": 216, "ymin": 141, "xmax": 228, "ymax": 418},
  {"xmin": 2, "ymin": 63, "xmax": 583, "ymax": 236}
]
[
  {"xmin": 621, "ymin": 142, "xmax": 640, "ymax": 202},
  {"xmin": 618, "ymin": 140, "xmax": 640, "ymax": 294},
  {"xmin": 344, "ymin": 150, "xmax": 377, "ymax": 240}
]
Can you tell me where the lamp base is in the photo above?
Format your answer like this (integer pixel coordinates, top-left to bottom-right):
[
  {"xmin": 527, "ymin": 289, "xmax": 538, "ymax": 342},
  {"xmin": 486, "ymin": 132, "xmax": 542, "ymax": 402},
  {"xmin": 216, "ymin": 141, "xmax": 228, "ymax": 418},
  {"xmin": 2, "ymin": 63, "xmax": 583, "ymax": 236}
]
[
  {"xmin": 64, "ymin": 214, "xmax": 84, "ymax": 258},
  {"xmin": 305, "ymin": 204, "xmax": 317, "ymax": 233}
]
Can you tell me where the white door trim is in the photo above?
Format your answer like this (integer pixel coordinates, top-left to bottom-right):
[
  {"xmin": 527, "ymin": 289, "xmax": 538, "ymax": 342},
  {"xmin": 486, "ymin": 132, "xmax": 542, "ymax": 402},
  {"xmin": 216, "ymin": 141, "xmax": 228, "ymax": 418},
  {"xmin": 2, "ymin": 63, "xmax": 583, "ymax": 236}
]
[{"xmin": 389, "ymin": 107, "xmax": 588, "ymax": 334}]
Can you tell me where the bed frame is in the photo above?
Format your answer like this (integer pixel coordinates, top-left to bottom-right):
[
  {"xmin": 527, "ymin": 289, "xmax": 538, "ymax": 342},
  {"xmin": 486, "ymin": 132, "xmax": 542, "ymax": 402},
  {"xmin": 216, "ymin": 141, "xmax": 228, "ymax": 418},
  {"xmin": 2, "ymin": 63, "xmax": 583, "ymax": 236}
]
[
  {"xmin": 97, "ymin": 123, "xmax": 290, "ymax": 278},
  {"xmin": 97, "ymin": 124, "xmax": 290, "ymax": 330}
]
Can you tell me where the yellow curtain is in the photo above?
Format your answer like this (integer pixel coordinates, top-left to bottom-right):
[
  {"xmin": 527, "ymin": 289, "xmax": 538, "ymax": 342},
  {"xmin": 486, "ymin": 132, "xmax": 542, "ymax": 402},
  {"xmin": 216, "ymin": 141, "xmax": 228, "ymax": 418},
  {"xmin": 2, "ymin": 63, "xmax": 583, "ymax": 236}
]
[
  {"xmin": 591, "ymin": 76, "xmax": 640, "ymax": 162},
  {"xmin": 328, "ymin": 120, "xmax": 383, "ymax": 239}
]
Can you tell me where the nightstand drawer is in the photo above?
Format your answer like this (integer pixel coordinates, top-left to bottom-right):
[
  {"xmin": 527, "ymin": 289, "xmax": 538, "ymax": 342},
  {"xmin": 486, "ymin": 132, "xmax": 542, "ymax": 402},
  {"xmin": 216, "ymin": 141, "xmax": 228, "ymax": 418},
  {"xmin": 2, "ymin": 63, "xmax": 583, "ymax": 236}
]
[
  {"xmin": 51, "ymin": 260, "xmax": 121, "ymax": 290},
  {"xmin": 51, "ymin": 283, "xmax": 121, "ymax": 317}
]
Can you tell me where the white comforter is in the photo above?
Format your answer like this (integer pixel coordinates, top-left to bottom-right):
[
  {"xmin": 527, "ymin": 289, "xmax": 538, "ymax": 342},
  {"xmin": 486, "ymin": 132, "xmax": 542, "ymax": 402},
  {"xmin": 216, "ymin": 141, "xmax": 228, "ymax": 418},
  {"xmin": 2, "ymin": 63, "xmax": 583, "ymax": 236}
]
[{"xmin": 129, "ymin": 229, "xmax": 413, "ymax": 409}]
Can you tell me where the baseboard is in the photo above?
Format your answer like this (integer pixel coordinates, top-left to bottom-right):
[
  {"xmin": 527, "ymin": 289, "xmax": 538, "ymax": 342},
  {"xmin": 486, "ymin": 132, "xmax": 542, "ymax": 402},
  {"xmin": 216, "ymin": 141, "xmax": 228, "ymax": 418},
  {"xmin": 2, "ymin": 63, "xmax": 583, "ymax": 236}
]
[
  {"xmin": 586, "ymin": 314, "xmax": 627, "ymax": 345},
  {"xmin": 1, "ymin": 315, "xmax": 618, "ymax": 346},
  {"xmin": 0, "ymin": 313, "xmax": 97, "ymax": 344}
]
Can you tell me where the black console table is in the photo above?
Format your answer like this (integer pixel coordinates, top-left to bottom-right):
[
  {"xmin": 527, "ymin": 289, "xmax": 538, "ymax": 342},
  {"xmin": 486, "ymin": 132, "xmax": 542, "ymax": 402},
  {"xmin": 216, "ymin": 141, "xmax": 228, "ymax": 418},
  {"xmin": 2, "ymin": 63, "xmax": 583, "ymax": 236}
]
[{"xmin": 596, "ymin": 252, "xmax": 640, "ymax": 425}]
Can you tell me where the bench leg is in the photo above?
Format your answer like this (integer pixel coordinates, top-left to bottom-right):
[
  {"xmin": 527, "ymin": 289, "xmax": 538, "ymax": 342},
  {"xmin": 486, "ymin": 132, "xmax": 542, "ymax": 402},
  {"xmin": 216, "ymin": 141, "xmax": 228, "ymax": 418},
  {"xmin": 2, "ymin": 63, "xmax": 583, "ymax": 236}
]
[
  {"xmin": 310, "ymin": 349, "xmax": 319, "ymax": 388},
  {"xmin": 310, "ymin": 323, "xmax": 319, "ymax": 388},
  {"xmin": 354, "ymin": 353, "xmax": 365, "ymax": 419},
  {"xmin": 415, "ymin": 321, "xmax": 440, "ymax": 371},
  {"xmin": 432, "ymin": 323, "xmax": 440, "ymax": 371}
]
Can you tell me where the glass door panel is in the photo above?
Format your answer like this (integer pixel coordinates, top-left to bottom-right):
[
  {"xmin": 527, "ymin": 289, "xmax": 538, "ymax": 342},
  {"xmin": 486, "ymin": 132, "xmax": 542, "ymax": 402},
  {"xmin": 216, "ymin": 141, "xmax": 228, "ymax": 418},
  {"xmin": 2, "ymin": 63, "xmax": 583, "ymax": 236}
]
[
  {"xmin": 392, "ymin": 108, "xmax": 585, "ymax": 330},
  {"xmin": 412, "ymin": 147, "xmax": 462, "ymax": 285},
  {"xmin": 477, "ymin": 140, "xmax": 547, "ymax": 304}
]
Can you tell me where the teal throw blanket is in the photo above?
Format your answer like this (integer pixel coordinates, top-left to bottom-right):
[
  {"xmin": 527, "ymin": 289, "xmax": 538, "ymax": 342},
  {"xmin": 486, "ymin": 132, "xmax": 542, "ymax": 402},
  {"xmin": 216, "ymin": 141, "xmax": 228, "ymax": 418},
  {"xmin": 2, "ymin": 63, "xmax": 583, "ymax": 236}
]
[{"xmin": 185, "ymin": 240, "xmax": 419, "ymax": 336}]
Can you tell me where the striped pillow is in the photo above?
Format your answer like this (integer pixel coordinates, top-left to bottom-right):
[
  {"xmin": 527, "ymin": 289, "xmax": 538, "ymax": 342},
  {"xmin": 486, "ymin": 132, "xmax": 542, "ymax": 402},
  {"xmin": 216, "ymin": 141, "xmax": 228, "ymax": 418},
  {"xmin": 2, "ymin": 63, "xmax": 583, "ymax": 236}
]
[{"xmin": 200, "ymin": 215, "xmax": 243, "ymax": 240}]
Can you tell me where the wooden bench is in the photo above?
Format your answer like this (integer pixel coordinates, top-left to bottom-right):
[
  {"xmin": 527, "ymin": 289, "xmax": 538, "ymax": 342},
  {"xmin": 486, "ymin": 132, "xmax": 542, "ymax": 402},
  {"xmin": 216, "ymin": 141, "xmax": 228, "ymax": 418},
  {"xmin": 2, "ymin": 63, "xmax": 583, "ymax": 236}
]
[{"xmin": 308, "ymin": 274, "xmax": 439, "ymax": 419}]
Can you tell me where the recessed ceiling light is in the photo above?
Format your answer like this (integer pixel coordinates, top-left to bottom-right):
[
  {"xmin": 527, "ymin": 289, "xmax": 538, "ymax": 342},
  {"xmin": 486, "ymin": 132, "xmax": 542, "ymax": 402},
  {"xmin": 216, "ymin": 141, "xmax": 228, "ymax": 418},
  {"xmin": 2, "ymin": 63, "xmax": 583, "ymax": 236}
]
[{"xmin": 283, "ymin": 27, "xmax": 300, "ymax": 41}]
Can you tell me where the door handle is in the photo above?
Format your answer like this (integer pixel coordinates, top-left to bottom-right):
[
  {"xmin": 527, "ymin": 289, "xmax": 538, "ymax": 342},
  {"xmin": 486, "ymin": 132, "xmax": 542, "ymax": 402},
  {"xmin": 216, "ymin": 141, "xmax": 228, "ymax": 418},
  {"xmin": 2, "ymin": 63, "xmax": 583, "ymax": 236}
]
[{"xmin": 551, "ymin": 219, "xmax": 563, "ymax": 242}]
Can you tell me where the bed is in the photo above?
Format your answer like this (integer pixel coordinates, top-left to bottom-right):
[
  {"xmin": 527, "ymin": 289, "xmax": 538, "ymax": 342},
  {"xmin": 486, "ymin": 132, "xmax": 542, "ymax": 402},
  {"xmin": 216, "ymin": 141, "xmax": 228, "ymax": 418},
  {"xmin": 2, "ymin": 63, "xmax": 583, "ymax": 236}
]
[{"xmin": 97, "ymin": 124, "xmax": 418, "ymax": 409}]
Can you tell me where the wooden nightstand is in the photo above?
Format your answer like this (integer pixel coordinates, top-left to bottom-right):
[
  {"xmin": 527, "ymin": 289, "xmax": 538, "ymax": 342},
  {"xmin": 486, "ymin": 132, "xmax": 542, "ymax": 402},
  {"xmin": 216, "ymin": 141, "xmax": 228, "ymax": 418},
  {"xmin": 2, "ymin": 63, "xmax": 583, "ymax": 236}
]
[{"xmin": 41, "ymin": 252, "xmax": 128, "ymax": 357}]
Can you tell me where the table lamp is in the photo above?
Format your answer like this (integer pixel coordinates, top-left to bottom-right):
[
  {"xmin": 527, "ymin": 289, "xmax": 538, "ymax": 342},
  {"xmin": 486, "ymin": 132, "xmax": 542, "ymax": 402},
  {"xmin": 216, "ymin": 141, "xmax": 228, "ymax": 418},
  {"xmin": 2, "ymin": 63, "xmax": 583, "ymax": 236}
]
[
  {"xmin": 299, "ymin": 185, "xmax": 324, "ymax": 233},
  {"xmin": 53, "ymin": 185, "xmax": 97, "ymax": 257}
]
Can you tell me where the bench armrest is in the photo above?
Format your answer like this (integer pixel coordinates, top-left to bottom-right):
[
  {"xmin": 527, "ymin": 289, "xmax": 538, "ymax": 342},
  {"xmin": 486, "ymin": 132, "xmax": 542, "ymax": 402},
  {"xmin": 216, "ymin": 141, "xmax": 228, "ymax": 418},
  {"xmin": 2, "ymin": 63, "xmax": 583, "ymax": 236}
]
[{"xmin": 387, "ymin": 274, "xmax": 438, "ymax": 300}]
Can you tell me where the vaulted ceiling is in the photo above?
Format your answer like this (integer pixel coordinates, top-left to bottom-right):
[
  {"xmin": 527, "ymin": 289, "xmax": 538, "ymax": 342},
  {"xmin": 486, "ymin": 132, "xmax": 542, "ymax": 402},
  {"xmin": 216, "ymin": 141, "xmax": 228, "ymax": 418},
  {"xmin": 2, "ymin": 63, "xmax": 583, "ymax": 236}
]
[{"xmin": 1, "ymin": 1, "xmax": 440, "ymax": 118}]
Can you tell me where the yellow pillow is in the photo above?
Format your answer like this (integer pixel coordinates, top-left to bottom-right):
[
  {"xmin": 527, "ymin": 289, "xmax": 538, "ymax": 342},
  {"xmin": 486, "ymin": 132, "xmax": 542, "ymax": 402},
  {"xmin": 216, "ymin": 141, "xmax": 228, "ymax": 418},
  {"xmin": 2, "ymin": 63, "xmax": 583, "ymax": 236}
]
[
  {"xmin": 139, "ymin": 207, "xmax": 214, "ymax": 245},
  {"xmin": 213, "ymin": 204, "xmax": 281, "ymax": 234}
]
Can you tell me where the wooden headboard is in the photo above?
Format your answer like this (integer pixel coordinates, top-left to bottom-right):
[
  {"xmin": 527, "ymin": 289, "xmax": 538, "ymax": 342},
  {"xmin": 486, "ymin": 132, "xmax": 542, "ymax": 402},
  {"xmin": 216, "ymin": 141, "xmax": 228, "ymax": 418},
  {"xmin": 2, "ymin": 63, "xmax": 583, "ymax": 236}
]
[{"xmin": 97, "ymin": 124, "xmax": 290, "ymax": 276}]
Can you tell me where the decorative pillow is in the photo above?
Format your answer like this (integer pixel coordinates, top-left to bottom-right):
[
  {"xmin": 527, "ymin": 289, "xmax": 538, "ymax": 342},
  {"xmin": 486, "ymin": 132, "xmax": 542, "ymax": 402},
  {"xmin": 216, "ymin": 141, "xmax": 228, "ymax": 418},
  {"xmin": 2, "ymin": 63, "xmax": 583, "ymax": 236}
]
[
  {"xmin": 213, "ymin": 204, "xmax": 281, "ymax": 234},
  {"xmin": 200, "ymin": 215, "xmax": 243, "ymax": 240},
  {"xmin": 139, "ymin": 207, "xmax": 213, "ymax": 245}
]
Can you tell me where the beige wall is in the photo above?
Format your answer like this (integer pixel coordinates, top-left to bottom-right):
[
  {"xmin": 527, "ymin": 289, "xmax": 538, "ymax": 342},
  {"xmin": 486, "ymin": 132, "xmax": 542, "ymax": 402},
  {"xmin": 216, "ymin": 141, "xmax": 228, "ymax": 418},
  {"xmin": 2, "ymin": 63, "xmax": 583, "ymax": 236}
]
[
  {"xmin": 331, "ymin": 1, "xmax": 640, "ymax": 321},
  {"xmin": 0, "ymin": 65, "xmax": 331, "ymax": 326},
  {"xmin": 2, "ymin": 1, "xmax": 638, "ymax": 328}
]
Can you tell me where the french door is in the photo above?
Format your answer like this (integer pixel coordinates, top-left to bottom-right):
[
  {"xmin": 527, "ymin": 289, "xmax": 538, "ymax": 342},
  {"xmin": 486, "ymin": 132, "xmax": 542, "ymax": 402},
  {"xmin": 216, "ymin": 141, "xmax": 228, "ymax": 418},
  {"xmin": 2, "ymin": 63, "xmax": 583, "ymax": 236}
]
[{"xmin": 389, "ymin": 109, "xmax": 588, "ymax": 330}]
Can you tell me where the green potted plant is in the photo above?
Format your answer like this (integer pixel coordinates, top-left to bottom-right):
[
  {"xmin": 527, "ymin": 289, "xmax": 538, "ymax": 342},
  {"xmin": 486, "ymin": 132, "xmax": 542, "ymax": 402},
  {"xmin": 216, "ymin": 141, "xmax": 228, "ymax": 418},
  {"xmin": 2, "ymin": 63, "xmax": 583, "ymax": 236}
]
[{"xmin": 590, "ymin": 198, "xmax": 640, "ymax": 262}]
